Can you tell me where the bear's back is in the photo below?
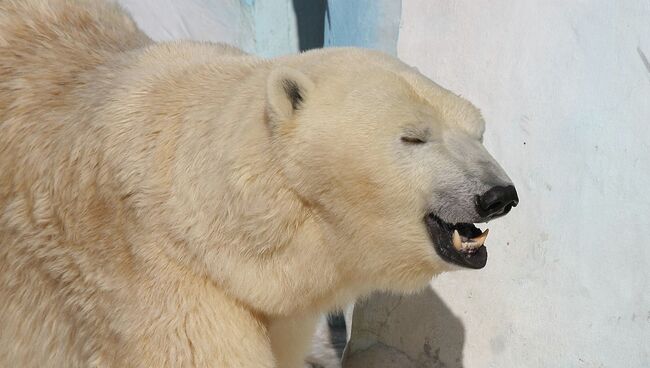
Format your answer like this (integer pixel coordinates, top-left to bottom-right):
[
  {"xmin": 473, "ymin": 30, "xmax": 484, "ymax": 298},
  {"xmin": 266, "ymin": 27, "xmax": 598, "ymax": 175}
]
[{"xmin": 0, "ymin": 0, "xmax": 151, "ymax": 117}]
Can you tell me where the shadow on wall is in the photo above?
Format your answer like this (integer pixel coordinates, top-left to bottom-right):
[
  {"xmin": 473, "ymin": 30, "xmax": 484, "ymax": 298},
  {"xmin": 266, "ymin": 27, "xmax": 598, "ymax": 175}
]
[
  {"xmin": 342, "ymin": 288, "xmax": 465, "ymax": 368},
  {"xmin": 292, "ymin": 0, "xmax": 327, "ymax": 51}
]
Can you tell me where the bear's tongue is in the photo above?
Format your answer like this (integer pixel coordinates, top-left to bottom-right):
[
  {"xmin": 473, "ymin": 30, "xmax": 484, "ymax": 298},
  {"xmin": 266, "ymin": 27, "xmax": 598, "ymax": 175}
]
[{"xmin": 452, "ymin": 229, "xmax": 489, "ymax": 254}]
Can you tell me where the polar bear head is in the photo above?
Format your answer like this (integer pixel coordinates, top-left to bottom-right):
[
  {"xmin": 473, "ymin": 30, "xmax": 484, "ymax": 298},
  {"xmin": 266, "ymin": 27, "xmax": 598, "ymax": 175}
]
[{"xmin": 266, "ymin": 49, "xmax": 518, "ymax": 292}]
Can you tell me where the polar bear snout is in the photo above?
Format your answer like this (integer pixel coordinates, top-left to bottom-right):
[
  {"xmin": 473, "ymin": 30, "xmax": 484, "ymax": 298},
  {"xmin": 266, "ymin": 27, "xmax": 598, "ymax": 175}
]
[
  {"xmin": 475, "ymin": 185, "xmax": 519, "ymax": 220},
  {"xmin": 424, "ymin": 169, "xmax": 518, "ymax": 269}
]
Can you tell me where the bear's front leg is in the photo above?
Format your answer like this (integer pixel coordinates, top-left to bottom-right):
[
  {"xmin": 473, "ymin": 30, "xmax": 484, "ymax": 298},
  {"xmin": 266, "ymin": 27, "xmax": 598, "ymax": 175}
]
[
  {"xmin": 269, "ymin": 313, "xmax": 321, "ymax": 368},
  {"xmin": 115, "ymin": 283, "xmax": 276, "ymax": 368}
]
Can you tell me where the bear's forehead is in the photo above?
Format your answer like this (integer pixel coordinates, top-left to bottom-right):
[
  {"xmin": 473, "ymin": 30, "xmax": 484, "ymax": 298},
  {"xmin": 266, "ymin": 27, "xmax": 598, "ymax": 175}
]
[
  {"xmin": 297, "ymin": 49, "xmax": 485, "ymax": 139},
  {"xmin": 396, "ymin": 70, "xmax": 485, "ymax": 139},
  {"xmin": 355, "ymin": 70, "xmax": 485, "ymax": 139}
]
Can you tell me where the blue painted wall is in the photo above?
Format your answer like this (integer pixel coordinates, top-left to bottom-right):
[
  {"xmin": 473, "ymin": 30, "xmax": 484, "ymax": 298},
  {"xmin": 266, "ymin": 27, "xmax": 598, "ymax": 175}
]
[
  {"xmin": 324, "ymin": 0, "xmax": 401, "ymax": 55},
  {"xmin": 120, "ymin": 0, "xmax": 402, "ymax": 57}
]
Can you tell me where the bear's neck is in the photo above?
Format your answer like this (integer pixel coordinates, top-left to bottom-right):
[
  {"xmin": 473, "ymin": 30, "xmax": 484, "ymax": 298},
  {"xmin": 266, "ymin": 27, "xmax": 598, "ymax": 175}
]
[{"xmin": 107, "ymin": 56, "xmax": 348, "ymax": 315}]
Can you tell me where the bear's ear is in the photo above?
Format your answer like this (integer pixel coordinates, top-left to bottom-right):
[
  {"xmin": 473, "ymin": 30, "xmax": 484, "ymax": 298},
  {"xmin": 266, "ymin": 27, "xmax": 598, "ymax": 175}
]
[{"xmin": 266, "ymin": 67, "xmax": 315, "ymax": 125}]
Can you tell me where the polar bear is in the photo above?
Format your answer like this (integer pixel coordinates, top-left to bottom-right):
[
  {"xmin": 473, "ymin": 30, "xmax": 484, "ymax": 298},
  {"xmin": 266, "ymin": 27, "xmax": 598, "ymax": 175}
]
[{"xmin": 0, "ymin": 1, "xmax": 518, "ymax": 367}]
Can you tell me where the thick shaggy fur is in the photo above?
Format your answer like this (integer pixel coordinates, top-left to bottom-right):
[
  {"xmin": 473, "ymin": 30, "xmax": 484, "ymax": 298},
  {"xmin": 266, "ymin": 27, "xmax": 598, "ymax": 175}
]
[{"xmin": 0, "ymin": 1, "xmax": 511, "ymax": 367}]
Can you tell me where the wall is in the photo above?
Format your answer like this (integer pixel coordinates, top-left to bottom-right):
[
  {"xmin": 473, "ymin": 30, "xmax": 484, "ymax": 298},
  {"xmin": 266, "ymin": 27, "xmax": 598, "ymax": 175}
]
[
  {"xmin": 118, "ymin": 0, "xmax": 297, "ymax": 57},
  {"xmin": 324, "ymin": 0, "xmax": 401, "ymax": 55},
  {"xmin": 116, "ymin": 1, "xmax": 650, "ymax": 366}
]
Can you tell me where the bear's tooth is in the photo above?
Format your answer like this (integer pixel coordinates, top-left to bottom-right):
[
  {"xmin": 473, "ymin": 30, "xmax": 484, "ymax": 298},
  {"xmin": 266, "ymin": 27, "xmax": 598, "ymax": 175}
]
[
  {"xmin": 452, "ymin": 230, "xmax": 463, "ymax": 251},
  {"xmin": 461, "ymin": 241, "xmax": 479, "ymax": 249},
  {"xmin": 470, "ymin": 229, "xmax": 489, "ymax": 246}
]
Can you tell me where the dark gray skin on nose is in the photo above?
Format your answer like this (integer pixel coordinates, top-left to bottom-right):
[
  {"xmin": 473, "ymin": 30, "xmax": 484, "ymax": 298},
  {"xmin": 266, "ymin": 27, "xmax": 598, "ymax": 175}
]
[{"xmin": 476, "ymin": 185, "xmax": 519, "ymax": 220}]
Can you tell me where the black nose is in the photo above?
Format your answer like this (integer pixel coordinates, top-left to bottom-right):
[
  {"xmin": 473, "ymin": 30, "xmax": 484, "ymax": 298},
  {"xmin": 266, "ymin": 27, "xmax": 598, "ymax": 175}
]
[{"xmin": 476, "ymin": 185, "xmax": 519, "ymax": 219}]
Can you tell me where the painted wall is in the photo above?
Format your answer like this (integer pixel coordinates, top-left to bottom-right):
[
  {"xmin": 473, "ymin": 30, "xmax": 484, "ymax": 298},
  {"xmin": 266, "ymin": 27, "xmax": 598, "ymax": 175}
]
[
  {"xmin": 324, "ymin": 0, "xmax": 401, "ymax": 55},
  {"xmin": 118, "ymin": 0, "xmax": 298, "ymax": 57},
  {"xmin": 116, "ymin": 1, "xmax": 650, "ymax": 366}
]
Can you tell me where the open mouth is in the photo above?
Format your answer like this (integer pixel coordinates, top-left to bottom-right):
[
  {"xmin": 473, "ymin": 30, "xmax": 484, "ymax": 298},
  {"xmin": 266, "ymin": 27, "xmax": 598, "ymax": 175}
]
[{"xmin": 425, "ymin": 214, "xmax": 489, "ymax": 269}]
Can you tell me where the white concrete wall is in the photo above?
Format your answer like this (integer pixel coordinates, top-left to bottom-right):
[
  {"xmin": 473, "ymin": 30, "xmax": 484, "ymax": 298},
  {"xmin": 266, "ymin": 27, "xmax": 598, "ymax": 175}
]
[{"xmin": 398, "ymin": 1, "xmax": 650, "ymax": 367}]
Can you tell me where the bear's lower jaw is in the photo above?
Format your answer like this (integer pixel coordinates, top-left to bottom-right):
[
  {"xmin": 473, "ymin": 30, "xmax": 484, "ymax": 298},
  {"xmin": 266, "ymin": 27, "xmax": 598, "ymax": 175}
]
[{"xmin": 424, "ymin": 214, "xmax": 488, "ymax": 269}]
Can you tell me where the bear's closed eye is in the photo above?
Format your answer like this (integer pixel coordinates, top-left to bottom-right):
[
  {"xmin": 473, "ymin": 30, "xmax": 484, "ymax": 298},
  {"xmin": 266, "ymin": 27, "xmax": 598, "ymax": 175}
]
[{"xmin": 401, "ymin": 136, "xmax": 427, "ymax": 144}]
